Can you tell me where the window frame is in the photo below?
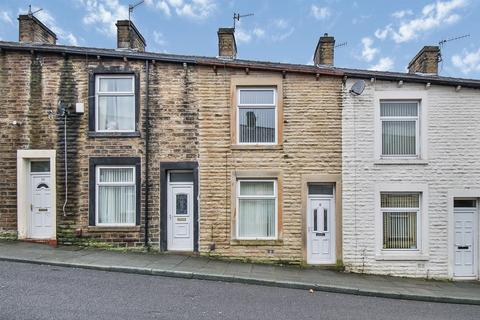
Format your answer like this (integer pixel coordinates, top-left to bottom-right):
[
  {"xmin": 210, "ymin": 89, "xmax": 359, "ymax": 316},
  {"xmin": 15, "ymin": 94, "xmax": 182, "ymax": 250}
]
[
  {"xmin": 95, "ymin": 165, "xmax": 137, "ymax": 227},
  {"xmin": 379, "ymin": 100, "xmax": 420, "ymax": 158},
  {"xmin": 95, "ymin": 74, "xmax": 136, "ymax": 133},
  {"xmin": 380, "ymin": 192, "xmax": 421, "ymax": 251},
  {"xmin": 236, "ymin": 87, "xmax": 278, "ymax": 145},
  {"xmin": 236, "ymin": 179, "xmax": 278, "ymax": 240}
]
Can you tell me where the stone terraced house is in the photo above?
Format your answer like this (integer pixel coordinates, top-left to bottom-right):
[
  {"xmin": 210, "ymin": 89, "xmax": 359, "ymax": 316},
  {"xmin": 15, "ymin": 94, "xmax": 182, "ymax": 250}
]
[{"xmin": 1, "ymin": 14, "xmax": 479, "ymax": 280}]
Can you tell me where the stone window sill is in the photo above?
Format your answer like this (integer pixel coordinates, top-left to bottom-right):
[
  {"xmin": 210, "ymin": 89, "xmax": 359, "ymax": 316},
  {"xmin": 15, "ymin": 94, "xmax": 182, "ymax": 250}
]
[
  {"xmin": 88, "ymin": 131, "xmax": 141, "ymax": 138},
  {"xmin": 230, "ymin": 144, "xmax": 283, "ymax": 151},
  {"xmin": 374, "ymin": 159, "xmax": 428, "ymax": 165},
  {"xmin": 375, "ymin": 253, "xmax": 429, "ymax": 261},
  {"xmin": 230, "ymin": 239, "xmax": 283, "ymax": 246},
  {"xmin": 87, "ymin": 226, "xmax": 140, "ymax": 232}
]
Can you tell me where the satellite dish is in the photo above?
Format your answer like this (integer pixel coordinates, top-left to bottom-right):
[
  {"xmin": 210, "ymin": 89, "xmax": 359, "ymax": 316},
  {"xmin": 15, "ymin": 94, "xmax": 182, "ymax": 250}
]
[{"xmin": 350, "ymin": 80, "xmax": 365, "ymax": 95}]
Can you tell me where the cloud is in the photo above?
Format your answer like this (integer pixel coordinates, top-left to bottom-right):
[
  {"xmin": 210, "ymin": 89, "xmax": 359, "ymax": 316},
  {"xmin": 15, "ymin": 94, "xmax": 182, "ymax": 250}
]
[
  {"xmin": 252, "ymin": 27, "xmax": 265, "ymax": 38},
  {"xmin": 391, "ymin": 9, "xmax": 413, "ymax": 19},
  {"xmin": 311, "ymin": 4, "xmax": 331, "ymax": 20},
  {"xmin": 375, "ymin": 0, "xmax": 468, "ymax": 43},
  {"xmin": 235, "ymin": 19, "xmax": 294, "ymax": 44},
  {"xmin": 0, "ymin": 10, "xmax": 13, "ymax": 25},
  {"xmin": 452, "ymin": 48, "xmax": 480, "ymax": 74},
  {"xmin": 361, "ymin": 37, "xmax": 378, "ymax": 62},
  {"xmin": 369, "ymin": 57, "xmax": 394, "ymax": 71},
  {"xmin": 153, "ymin": 31, "xmax": 167, "ymax": 46},
  {"xmin": 235, "ymin": 28, "xmax": 252, "ymax": 43},
  {"xmin": 31, "ymin": 8, "xmax": 78, "ymax": 45},
  {"xmin": 147, "ymin": 0, "xmax": 216, "ymax": 19},
  {"xmin": 77, "ymin": 0, "xmax": 129, "ymax": 36}
]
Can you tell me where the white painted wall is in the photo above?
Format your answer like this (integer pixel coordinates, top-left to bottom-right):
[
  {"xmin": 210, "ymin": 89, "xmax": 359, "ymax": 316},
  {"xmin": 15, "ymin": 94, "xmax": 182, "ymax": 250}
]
[{"xmin": 342, "ymin": 79, "xmax": 480, "ymax": 279}]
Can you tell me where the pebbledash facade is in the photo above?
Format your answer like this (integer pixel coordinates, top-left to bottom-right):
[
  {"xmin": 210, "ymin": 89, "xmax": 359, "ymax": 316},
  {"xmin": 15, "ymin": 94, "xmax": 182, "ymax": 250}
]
[{"xmin": 1, "ymin": 15, "xmax": 480, "ymax": 280}]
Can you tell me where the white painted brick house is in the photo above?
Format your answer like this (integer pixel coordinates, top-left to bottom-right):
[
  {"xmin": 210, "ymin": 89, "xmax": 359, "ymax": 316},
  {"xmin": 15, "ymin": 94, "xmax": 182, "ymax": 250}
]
[{"xmin": 342, "ymin": 47, "xmax": 480, "ymax": 280}]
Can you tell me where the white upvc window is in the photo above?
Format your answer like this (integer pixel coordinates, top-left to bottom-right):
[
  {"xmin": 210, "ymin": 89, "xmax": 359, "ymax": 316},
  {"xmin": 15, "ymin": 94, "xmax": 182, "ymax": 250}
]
[
  {"xmin": 236, "ymin": 180, "xmax": 277, "ymax": 239},
  {"xmin": 381, "ymin": 192, "xmax": 421, "ymax": 250},
  {"xmin": 237, "ymin": 88, "xmax": 277, "ymax": 144},
  {"xmin": 380, "ymin": 100, "xmax": 419, "ymax": 158},
  {"xmin": 95, "ymin": 166, "xmax": 136, "ymax": 226},
  {"xmin": 95, "ymin": 75, "xmax": 135, "ymax": 132}
]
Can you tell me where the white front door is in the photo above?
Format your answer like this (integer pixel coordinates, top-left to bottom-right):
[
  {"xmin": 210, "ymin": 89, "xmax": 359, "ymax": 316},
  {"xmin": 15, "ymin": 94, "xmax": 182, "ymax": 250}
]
[
  {"xmin": 29, "ymin": 174, "xmax": 53, "ymax": 239},
  {"xmin": 307, "ymin": 198, "xmax": 335, "ymax": 264},
  {"xmin": 167, "ymin": 184, "xmax": 194, "ymax": 251},
  {"xmin": 454, "ymin": 208, "xmax": 477, "ymax": 277}
]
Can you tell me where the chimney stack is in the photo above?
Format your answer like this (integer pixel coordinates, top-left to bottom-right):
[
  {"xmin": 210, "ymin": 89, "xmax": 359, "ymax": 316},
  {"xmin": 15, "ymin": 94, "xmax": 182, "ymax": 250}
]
[
  {"xmin": 116, "ymin": 20, "xmax": 146, "ymax": 52},
  {"xmin": 314, "ymin": 33, "xmax": 335, "ymax": 66},
  {"xmin": 18, "ymin": 14, "xmax": 57, "ymax": 44},
  {"xmin": 218, "ymin": 28, "xmax": 237, "ymax": 59},
  {"xmin": 408, "ymin": 46, "xmax": 440, "ymax": 75}
]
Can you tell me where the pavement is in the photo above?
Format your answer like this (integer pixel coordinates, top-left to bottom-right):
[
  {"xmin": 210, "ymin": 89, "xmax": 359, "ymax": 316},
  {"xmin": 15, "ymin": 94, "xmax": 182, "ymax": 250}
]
[
  {"xmin": 2, "ymin": 261, "xmax": 480, "ymax": 320},
  {"xmin": 0, "ymin": 240, "xmax": 479, "ymax": 306}
]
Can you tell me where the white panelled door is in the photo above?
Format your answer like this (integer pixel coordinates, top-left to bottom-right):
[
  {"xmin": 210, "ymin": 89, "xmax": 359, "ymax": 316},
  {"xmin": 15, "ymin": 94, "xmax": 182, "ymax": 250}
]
[
  {"xmin": 29, "ymin": 174, "xmax": 53, "ymax": 239},
  {"xmin": 307, "ymin": 198, "xmax": 335, "ymax": 264},
  {"xmin": 167, "ymin": 184, "xmax": 194, "ymax": 251},
  {"xmin": 454, "ymin": 208, "xmax": 477, "ymax": 277}
]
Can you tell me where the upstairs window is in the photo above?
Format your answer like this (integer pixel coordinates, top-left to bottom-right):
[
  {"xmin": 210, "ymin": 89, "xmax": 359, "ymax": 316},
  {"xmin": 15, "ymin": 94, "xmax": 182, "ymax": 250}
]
[
  {"xmin": 237, "ymin": 88, "xmax": 277, "ymax": 144},
  {"xmin": 380, "ymin": 101, "xmax": 419, "ymax": 157},
  {"xmin": 95, "ymin": 75, "xmax": 135, "ymax": 132}
]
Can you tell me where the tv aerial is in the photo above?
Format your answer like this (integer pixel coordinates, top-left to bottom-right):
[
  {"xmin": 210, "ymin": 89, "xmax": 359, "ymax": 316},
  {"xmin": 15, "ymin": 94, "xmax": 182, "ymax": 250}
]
[
  {"xmin": 233, "ymin": 12, "xmax": 254, "ymax": 29},
  {"xmin": 129, "ymin": 0, "xmax": 145, "ymax": 21},
  {"xmin": 438, "ymin": 34, "xmax": 470, "ymax": 63},
  {"xmin": 27, "ymin": 4, "xmax": 43, "ymax": 17}
]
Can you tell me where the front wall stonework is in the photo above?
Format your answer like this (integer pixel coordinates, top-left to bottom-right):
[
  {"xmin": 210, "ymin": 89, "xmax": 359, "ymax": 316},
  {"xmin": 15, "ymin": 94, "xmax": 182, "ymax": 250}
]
[
  {"xmin": 342, "ymin": 79, "xmax": 480, "ymax": 278},
  {"xmin": 196, "ymin": 68, "xmax": 342, "ymax": 263}
]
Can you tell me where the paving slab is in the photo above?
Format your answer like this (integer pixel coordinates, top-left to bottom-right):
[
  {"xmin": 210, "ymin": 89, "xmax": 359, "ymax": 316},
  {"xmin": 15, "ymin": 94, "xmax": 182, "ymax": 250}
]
[{"xmin": 0, "ymin": 240, "xmax": 479, "ymax": 305}]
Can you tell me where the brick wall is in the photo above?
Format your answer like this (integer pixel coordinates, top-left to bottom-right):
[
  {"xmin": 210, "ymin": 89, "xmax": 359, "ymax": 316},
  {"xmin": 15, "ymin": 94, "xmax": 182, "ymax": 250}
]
[{"xmin": 342, "ymin": 78, "xmax": 480, "ymax": 278}]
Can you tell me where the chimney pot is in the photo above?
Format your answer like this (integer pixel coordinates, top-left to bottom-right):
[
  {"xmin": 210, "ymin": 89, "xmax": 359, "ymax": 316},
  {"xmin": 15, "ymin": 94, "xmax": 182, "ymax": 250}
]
[
  {"xmin": 18, "ymin": 14, "xmax": 57, "ymax": 44},
  {"xmin": 408, "ymin": 46, "xmax": 440, "ymax": 75},
  {"xmin": 218, "ymin": 28, "xmax": 237, "ymax": 59},
  {"xmin": 116, "ymin": 20, "xmax": 146, "ymax": 52},
  {"xmin": 314, "ymin": 34, "xmax": 335, "ymax": 66}
]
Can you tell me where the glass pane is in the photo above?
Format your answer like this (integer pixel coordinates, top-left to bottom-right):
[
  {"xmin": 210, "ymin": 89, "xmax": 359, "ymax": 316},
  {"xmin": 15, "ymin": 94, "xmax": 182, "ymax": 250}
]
[
  {"xmin": 238, "ymin": 199, "xmax": 275, "ymax": 237},
  {"xmin": 170, "ymin": 172, "xmax": 194, "ymax": 183},
  {"xmin": 313, "ymin": 209, "xmax": 318, "ymax": 231},
  {"xmin": 99, "ymin": 168, "xmax": 134, "ymax": 183},
  {"xmin": 308, "ymin": 184, "xmax": 334, "ymax": 195},
  {"xmin": 382, "ymin": 121, "xmax": 416, "ymax": 155},
  {"xmin": 380, "ymin": 102, "xmax": 418, "ymax": 117},
  {"xmin": 323, "ymin": 208, "xmax": 328, "ymax": 231},
  {"xmin": 98, "ymin": 185, "xmax": 135, "ymax": 224},
  {"xmin": 99, "ymin": 78, "xmax": 133, "ymax": 92},
  {"xmin": 239, "ymin": 108, "xmax": 275, "ymax": 143},
  {"xmin": 98, "ymin": 96, "xmax": 135, "ymax": 131},
  {"xmin": 239, "ymin": 181, "xmax": 274, "ymax": 196},
  {"xmin": 381, "ymin": 193, "xmax": 419, "ymax": 208},
  {"xmin": 383, "ymin": 212, "xmax": 417, "ymax": 249},
  {"xmin": 31, "ymin": 161, "xmax": 50, "ymax": 172},
  {"xmin": 454, "ymin": 199, "xmax": 477, "ymax": 207},
  {"xmin": 176, "ymin": 194, "xmax": 188, "ymax": 215},
  {"xmin": 239, "ymin": 89, "xmax": 275, "ymax": 105}
]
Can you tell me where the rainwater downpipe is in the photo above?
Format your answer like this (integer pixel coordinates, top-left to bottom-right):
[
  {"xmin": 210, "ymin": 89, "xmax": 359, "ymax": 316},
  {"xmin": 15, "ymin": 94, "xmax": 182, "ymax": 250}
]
[
  {"xmin": 61, "ymin": 104, "xmax": 68, "ymax": 217},
  {"xmin": 144, "ymin": 59, "xmax": 150, "ymax": 248}
]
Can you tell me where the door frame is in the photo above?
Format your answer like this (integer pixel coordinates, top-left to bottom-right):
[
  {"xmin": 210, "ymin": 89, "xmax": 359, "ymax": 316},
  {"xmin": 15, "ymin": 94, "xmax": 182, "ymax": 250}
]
[
  {"xmin": 160, "ymin": 161, "xmax": 199, "ymax": 252},
  {"xmin": 17, "ymin": 150, "xmax": 56, "ymax": 240},
  {"xmin": 167, "ymin": 174, "xmax": 194, "ymax": 251},
  {"xmin": 448, "ymin": 191, "xmax": 480, "ymax": 280},
  {"xmin": 307, "ymin": 195, "xmax": 336, "ymax": 265}
]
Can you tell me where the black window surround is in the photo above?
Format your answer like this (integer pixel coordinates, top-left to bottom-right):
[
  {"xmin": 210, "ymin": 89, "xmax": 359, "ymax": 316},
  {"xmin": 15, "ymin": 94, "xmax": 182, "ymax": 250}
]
[
  {"xmin": 89, "ymin": 157, "xmax": 141, "ymax": 226},
  {"xmin": 88, "ymin": 66, "xmax": 141, "ymax": 137}
]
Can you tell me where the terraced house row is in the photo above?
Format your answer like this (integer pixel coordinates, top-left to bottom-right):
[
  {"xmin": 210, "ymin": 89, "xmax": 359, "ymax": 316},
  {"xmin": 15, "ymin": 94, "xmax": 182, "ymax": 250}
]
[{"xmin": 1, "ymin": 14, "xmax": 480, "ymax": 280}]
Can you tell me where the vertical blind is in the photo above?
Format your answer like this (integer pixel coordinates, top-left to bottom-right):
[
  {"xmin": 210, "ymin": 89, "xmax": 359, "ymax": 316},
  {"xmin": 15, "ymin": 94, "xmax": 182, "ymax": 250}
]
[
  {"xmin": 381, "ymin": 193, "xmax": 419, "ymax": 249},
  {"xmin": 238, "ymin": 181, "xmax": 276, "ymax": 238},
  {"xmin": 380, "ymin": 102, "xmax": 418, "ymax": 156},
  {"xmin": 238, "ymin": 89, "xmax": 276, "ymax": 143},
  {"xmin": 98, "ymin": 167, "xmax": 135, "ymax": 225},
  {"xmin": 97, "ymin": 77, "xmax": 135, "ymax": 131}
]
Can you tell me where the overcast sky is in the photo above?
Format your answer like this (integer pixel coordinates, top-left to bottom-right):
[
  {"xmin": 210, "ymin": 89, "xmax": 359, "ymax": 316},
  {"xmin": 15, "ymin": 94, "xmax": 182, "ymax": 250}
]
[{"xmin": 0, "ymin": 0, "xmax": 479, "ymax": 78}]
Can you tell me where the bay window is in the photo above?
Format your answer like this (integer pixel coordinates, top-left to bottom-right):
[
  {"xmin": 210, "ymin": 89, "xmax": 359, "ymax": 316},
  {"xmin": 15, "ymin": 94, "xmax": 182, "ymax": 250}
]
[{"xmin": 237, "ymin": 180, "xmax": 277, "ymax": 239}]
